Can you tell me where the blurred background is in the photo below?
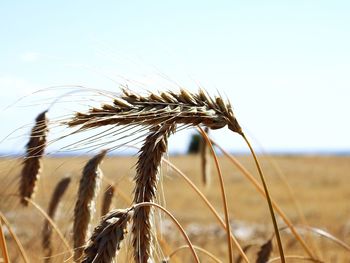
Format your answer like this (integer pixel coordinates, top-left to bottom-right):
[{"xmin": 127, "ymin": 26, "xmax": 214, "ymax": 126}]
[{"xmin": 0, "ymin": 1, "xmax": 349, "ymax": 155}]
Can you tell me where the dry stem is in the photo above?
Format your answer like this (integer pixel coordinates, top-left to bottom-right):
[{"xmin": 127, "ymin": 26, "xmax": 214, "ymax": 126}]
[
  {"xmin": 0, "ymin": 219, "xmax": 9, "ymax": 263},
  {"xmin": 242, "ymin": 134, "xmax": 285, "ymax": 262},
  {"xmin": 200, "ymin": 127, "xmax": 211, "ymax": 186},
  {"xmin": 162, "ymin": 158, "xmax": 249, "ymax": 263},
  {"xmin": 198, "ymin": 126, "xmax": 233, "ymax": 263},
  {"xmin": 42, "ymin": 177, "xmax": 71, "ymax": 262},
  {"xmin": 166, "ymin": 245, "xmax": 222, "ymax": 263},
  {"xmin": 25, "ymin": 198, "xmax": 72, "ymax": 259},
  {"xmin": 212, "ymin": 140, "xmax": 315, "ymax": 259},
  {"xmin": 133, "ymin": 202, "xmax": 200, "ymax": 263},
  {"xmin": 0, "ymin": 212, "xmax": 29, "ymax": 263}
]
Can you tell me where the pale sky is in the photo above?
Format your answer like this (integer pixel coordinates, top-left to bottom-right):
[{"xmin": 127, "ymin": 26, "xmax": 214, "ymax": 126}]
[{"xmin": 1, "ymin": 1, "xmax": 349, "ymax": 154}]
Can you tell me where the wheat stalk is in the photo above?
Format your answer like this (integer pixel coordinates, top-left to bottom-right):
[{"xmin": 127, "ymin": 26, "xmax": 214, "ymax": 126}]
[
  {"xmin": 212, "ymin": 140, "xmax": 315, "ymax": 259},
  {"xmin": 25, "ymin": 198, "xmax": 72, "ymax": 258},
  {"xmin": 101, "ymin": 185, "xmax": 115, "ymax": 216},
  {"xmin": 42, "ymin": 177, "xmax": 71, "ymax": 262},
  {"xmin": 0, "ymin": 212, "xmax": 29, "ymax": 263},
  {"xmin": 132, "ymin": 124, "xmax": 176, "ymax": 263},
  {"xmin": 200, "ymin": 127, "xmax": 211, "ymax": 186},
  {"xmin": 242, "ymin": 135, "xmax": 285, "ymax": 262},
  {"xmin": 82, "ymin": 209, "xmax": 131, "ymax": 263},
  {"xmin": 19, "ymin": 110, "xmax": 48, "ymax": 206},
  {"xmin": 132, "ymin": 202, "xmax": 200, "ymax": 263},
  {"xmin": 162, "ymin": 158, "xmax": 249, "ymax": 262},
  {"xmin": 73, "ymin": 150, "xmax": 106, "ymax": 262},
  {"xmin": 66, "ymin": 88, "xmax": 286, "ymax": 262},
  {"xmin": 198, "ymin": 126, "xmax": 234, "ymax": 262},
  {"xmin": 66, "ymin": 89, "xmax": 242, "ymax": 263},
  {"xmin": 164, "ymin": 245, "xmax": 221, "ymax": 263},
  {"xmin": 0, "ymin": 218, "xmax": 9, "ymax": 263}
]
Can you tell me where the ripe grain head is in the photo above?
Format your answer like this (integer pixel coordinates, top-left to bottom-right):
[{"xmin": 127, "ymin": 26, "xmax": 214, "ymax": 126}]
[
  {"xmin": 73, "ymin": 150, "xmax": 107, "ymax": 262},
  {"xmin": 82, "ymin": 208, "xmax": 131, "ymax": 263},
  {"xmin": 19, "ymin": 110, "xmax": 48, "ymax": 206}
]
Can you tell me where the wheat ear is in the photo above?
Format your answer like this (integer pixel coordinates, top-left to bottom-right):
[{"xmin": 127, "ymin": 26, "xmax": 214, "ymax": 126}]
[
  {"xmin": 82, "ymin": 209, "xmax": 131, "ymax": 263},
  {"xmin": 19, "ymin": 110, "xmax": 48, "ymax": 206},
  {"xmin": 66, "ymin": 89, "xmax": 243, "ymax": 263},
  {"xmin": 256, "ymin": 238, "xmax": 273, "ymax": 263},
  {"xmin": 67, "ymin": 88, "xmax": 242, "ymax": 134},
  {"xmin": 101, "ymin": 185, "xmax": 115, "ymax": 216},
  {"xmin": 42, "ymin": 177, "xmax": 71, "ymax": 262},
  {"xmin": 132, "ymin": 124, "xmax": 176, "ymax": 263},
  {"xmin": 73, "ymin": 150, "xmax": 106, "ymax": 262}
]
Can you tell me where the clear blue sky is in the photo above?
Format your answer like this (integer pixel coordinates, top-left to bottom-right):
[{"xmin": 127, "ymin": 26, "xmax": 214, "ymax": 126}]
[{"xmin": 1, "ymin": 1, "xmax": 349, "ymax": 154}]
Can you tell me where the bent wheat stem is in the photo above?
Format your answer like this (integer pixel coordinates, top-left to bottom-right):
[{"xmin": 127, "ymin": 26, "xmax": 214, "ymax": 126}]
[
  {"xmin": 213, "ymin": 139, "xmax": 315, "ymax": 259},
  {"xmin": 199, "ymin": 126, "xmax": 233, "ymax": 263},
  {"xmin": 166, "ymin": 245, "xmax": 222, "ymax": 263},
  {"xmin": 133, "ymin": 202, "xmax": 200, "ymax": 263},
  {"xmin": 162, "ymin": 158, "xmax": 249, "ymax": 263},
  {"xmin": 200, "ymin": 127, "xmax": 211, "ymax": 187},
  {"xmin": 25, "ymin": 198, "xmax": 72, "ymax": 259},
  {"xmin": 0, "ymin": 219, "xmax": 9, "ymax": 263},
  {"xmin": 43, "ymin": 177, "xmax": 71, "ymax": 262},
  {"xmin": 268, "ymin": 255, "xmax": 323, "ymax": 263},
  {"xmin": 242, "ymin": 134, "xmax": 285, "ymax": 262},
  {"xmin": 0, "ymin": 211, "xmax": 29, "ymax": 263}
]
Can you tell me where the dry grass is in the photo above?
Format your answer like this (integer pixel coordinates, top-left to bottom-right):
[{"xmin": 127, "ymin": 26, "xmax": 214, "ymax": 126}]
[{"xmin": 1, "ymin": 154, "xmax": 349, "ymax": 262}]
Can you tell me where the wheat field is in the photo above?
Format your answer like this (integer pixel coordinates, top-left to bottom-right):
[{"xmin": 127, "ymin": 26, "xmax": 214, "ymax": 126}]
[
  {"xmin": 1, "ymin": 154, "xmax": 350, "ymax": 262},
  {"xmin": 0, "ymin": 88, "xmax": 349, "ymax": 262}
]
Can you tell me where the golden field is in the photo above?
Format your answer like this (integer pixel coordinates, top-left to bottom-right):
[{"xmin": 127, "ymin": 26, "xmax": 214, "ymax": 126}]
[{"xmin": 1, "ymin": 154, "xmax": 349, "ymax": 262}]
